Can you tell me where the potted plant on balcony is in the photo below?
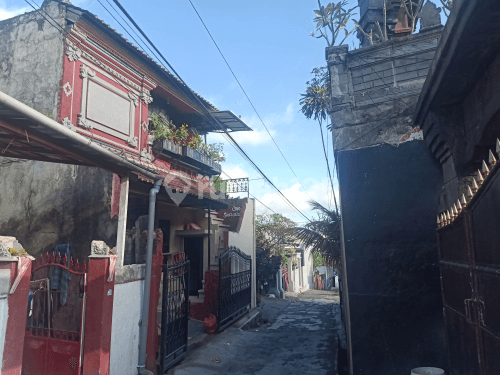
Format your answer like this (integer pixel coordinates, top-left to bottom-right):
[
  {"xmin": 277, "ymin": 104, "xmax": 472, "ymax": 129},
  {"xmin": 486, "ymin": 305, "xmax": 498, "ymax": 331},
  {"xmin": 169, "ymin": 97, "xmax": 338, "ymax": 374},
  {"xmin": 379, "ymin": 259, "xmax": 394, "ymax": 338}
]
[
  {"xmin": 150, "ymin": 112, "xmax": 182, "ymax": 156},
  {"xmin": 151, "ymin": 115, "xmax": 225, "ymax": 174},
  {"xmin": 200, "ymin": 142, "xmax": 225, "ymax": 173}
]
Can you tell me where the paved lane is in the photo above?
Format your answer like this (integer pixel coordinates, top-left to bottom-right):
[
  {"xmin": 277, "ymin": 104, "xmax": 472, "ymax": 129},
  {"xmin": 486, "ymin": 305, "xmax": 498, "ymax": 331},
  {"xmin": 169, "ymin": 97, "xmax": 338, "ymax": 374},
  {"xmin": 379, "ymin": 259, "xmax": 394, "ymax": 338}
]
[{"xmin": 169, "ymin": 290, "xmax": 340, "ymax": 375}]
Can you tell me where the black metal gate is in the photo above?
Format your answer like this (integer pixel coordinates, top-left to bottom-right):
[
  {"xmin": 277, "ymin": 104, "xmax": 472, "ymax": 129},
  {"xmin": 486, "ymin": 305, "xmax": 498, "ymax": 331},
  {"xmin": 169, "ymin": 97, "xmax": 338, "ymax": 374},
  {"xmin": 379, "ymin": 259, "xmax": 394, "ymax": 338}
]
[
  {"xmin": 159, "ymin": 257, "xmax": 190, "ymax": 373},
  {"xmin": 437, "ymin": 158, "xmax": 500, "ymax": 374},
  {"xmin": 218, "ymin": 247, "xmax": 252, "ymax": 332}
]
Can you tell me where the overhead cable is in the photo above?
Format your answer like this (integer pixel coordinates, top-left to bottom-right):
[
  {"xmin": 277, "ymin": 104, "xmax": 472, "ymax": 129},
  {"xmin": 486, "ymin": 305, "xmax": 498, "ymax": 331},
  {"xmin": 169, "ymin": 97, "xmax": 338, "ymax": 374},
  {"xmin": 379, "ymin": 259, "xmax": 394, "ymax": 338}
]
[
  {"xmin": 108, "ymin": 0, "xmax": 313, "ymax": 222},
  {"xmin": 187, "ymin": 0, "xmax": 316, "ymax": 203}
]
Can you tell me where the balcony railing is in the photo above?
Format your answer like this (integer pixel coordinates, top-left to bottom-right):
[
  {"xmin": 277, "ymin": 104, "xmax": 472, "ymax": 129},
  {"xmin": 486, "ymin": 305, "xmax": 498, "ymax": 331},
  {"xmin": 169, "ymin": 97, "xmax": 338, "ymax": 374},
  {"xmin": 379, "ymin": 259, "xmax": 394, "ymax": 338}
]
[{"xmin": 153, "ymin": 139, "xmax": 221, "ymax": 176}]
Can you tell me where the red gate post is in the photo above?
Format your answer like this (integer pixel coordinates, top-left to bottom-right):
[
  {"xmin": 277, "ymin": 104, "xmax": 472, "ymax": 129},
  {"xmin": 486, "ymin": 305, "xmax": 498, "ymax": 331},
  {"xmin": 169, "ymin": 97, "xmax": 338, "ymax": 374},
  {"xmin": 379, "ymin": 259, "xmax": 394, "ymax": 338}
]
[
  {"xmin": 0, "ymin": 237, "xmax": 32, "ymax": 375},
  {"xmin": 83, "ymin": 241, "xmax": 116, "ymax": 375},
  {"xmin": 146, "ymin": 229, "xmax": 163, "ymax": 374}
]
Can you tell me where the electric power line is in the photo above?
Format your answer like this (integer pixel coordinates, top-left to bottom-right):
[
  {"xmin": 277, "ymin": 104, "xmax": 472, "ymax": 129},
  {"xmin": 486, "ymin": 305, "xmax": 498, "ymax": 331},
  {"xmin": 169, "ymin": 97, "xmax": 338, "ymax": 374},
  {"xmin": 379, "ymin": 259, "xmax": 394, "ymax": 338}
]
[
  {"xmin": 187, "ymin": 0, "xmax": 317, "ymax": 204},
  {"xmin": 221, "ymin": 170, "xmax": 277, "ymax": 215},
  {"xmin": 109, "ymin": 0, "xmax": 313, "ymax": 222}
]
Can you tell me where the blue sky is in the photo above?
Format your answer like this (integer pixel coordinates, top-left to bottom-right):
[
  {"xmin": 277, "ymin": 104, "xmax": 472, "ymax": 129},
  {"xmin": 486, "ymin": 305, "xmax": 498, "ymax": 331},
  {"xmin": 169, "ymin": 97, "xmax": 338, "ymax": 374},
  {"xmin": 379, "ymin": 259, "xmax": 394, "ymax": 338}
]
[{"xmin": 1, "ymin": 0, "xmax": 446, "ymax": 223}]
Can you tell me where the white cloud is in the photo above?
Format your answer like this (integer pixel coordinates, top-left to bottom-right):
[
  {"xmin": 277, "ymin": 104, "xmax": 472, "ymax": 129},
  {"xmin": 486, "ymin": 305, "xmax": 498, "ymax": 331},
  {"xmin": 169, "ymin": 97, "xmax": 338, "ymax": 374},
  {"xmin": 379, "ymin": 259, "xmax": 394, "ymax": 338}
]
[
  {"xmin": 254, "ymin": 177, "xmax": 339, "ymax": 223},
  {"xmin": 0, "ymin": 3, "xmax": 29, "ymax": 21},
  {"xmin": 221, "ymin": 164, "xmax": 249, "ymax": 179}
]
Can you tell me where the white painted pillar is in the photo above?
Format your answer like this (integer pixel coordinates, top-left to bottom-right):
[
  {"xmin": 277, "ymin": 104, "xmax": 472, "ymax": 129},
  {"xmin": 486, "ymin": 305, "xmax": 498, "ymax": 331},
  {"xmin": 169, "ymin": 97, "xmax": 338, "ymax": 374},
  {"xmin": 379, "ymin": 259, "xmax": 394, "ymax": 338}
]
[{"xmin": 116, "ymin": 175, "xmax": 130, "ymax": 267}]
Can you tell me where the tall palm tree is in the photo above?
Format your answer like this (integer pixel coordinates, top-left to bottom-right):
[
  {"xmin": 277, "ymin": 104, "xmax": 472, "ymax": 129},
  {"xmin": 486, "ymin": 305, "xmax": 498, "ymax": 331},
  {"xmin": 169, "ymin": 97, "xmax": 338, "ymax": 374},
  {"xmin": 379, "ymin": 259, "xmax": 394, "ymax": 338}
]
[{"xmin": 294, "ymin": 200, "xmax": 341, "ymax": 268}]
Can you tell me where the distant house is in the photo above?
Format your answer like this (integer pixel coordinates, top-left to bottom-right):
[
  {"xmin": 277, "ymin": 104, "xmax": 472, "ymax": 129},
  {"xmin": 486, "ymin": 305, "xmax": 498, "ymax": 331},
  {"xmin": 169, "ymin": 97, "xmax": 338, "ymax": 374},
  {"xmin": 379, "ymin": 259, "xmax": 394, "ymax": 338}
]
[{"xmin": 284, "ymin": 246, "xmax": 314, "ymax": 294}]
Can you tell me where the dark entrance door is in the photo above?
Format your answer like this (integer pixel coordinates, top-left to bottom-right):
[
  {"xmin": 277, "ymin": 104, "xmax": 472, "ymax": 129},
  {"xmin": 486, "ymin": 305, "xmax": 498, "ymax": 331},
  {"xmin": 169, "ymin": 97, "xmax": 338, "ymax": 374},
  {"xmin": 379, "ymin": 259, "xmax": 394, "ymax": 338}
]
[
  {"xmin": 438, "ymin": 163, "xmax": 500, "ymax": 374},
  {"xmin": 158, "ymin": 220, "xmax": 171, "ymax": 255},
  {"xmin": 184, "ymin": 237, "xmax": 203, "ymax": 296}
]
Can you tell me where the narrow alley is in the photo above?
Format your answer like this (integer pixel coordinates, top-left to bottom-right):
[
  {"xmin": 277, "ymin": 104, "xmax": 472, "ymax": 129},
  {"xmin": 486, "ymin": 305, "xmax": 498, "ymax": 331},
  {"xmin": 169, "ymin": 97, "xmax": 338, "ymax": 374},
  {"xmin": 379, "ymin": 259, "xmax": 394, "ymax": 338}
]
[{"xmin": 168, "ymin": 290, "xmax": 341, "ymax": 375}]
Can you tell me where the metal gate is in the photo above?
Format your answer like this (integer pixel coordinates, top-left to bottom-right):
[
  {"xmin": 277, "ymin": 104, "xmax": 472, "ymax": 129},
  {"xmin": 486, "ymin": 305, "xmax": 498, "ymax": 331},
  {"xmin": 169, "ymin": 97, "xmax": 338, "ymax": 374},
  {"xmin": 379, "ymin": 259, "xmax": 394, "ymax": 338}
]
[
  {"xmin": 158, "ymin": 256, "xmax": 190, "ymax": 373},
  {"xmin": 22, "ymin": 251, "xmax": 87, "ymax": 375},
  {"xmin": 438, "ymin": 160, "xmax": 500, "ymax": 374},
  {"xmin": 218, "ymin": 247, "xmax": 251, "ymax": 332}
]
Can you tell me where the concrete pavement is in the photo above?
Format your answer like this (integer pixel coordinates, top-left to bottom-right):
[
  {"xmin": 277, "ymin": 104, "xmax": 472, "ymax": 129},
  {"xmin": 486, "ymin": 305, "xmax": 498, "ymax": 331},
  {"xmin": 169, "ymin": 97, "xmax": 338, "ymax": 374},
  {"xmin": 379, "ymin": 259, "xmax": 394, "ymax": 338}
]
[{"xmin": 168, "ymin": 289, "xmax": 341, "ymax": 375}]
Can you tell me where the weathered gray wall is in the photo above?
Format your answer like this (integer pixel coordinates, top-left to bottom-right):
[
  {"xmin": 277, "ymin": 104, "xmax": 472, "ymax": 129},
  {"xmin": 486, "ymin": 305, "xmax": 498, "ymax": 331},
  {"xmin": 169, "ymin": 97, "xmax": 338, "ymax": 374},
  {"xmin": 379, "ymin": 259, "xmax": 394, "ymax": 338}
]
[
  {"xmin": 328, "ymin": 29, "xmax": 447, "ymax": 374},
  {"xmin": 328, "ymin": 30, "xmax": 441, "ymax": 152},
  {"xmin": 0, "ymin": 161, "xmax": 117, "ymax": 259},
  {"xmin": 0, "ymin": 2, "xmax": 118, "ymax": 259},
  {"xmin": 0, "ymin": 0, "xmax": 65, "ymax": 116}
]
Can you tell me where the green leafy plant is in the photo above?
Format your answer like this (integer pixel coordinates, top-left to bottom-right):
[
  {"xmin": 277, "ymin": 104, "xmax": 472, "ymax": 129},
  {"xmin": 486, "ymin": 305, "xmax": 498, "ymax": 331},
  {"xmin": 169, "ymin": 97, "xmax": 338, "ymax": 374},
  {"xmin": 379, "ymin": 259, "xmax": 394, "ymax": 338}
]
[
  {"xmin": 150, "ymin": 112, "xmax": 175, "ymax": 140},
  {"xmin": 281, "ymin": 251, "xmax": 289, "ymax": 266},
  {"xmin": 313, "ymin": 252, "xmax": 325, "ymax": 267},
  {"xmin": 213, "ymin": 176, "xmax": 227, "ymax": 192},
  {"xmin": 150, "ymin": 112, "xmax": 225, "ymax": 162},
  {"xmin": 294, "ymin": 200, "xmax": 341, "ymax": 270},
  {"xmin": 310, "ymin": 0, "xmax": 357, "ymax": 47},
  {"xmin": 200, "ymin": 142, "xmax": 226, "ymax": 162},
  {"xmin": 256, "ymin": 213, "xmax": 298, "ymax": 257},
  {"xmin": 174, "ymin": 124, "xmax": 190, "ymax": 146},
  {"xmin": 300, "ymin": 67, "xmax": 330, "ymax": 122}
]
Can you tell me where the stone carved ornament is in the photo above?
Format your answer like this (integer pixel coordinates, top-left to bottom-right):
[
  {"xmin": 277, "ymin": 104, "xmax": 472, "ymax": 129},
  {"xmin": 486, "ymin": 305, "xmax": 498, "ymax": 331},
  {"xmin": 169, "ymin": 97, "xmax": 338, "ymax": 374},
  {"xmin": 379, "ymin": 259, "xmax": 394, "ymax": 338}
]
[
  {"xmin": 91, "ymin": 240, "xmax": 110, "ymax": 256},
  {"xmin": 140, "ymin": 90, "xmax": 153, "ymax": 105},
  {"xmin": 66, "ymin": 45, "xmax": 82, "ymax": 62},
  {"xmin": 128, "ymin": 92, "xmax": 139, "ymax": 107},
  {"xmin": 77, "ymin": 114, "xmax": 93, "ymax": 130},
  {"xmin": 61, "ymin": 117, "xmax": 76, "ymax": 131},
  {"xmin": 141, "ymin": 148, "xmax": 152, "ymax": 160},
  {"xmin": 80, "ymin": 65, "xmax": 96, "ymax": 79},
  {"xmin": 127, "ymin": 136, "xmax": 138, "ymax": 148},
  {"xmin": 0, "ymin": 237, "xmax": 24, "ymax": 258}
]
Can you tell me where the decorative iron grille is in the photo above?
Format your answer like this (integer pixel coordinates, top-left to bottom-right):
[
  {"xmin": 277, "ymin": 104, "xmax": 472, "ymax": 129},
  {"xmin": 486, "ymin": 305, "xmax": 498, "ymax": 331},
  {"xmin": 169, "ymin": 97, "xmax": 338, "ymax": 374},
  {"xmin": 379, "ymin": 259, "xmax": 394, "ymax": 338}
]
[
  {"xmin": 218, "ymin": 246, "xmax": 252, "ymax": 332},
  {"xmin": 225, "ymin": 178, "xmax": 249, "ymax": 194},
  {"xmin": 159, "ymin": 258, "xmax": 190, "ymax": 373}
]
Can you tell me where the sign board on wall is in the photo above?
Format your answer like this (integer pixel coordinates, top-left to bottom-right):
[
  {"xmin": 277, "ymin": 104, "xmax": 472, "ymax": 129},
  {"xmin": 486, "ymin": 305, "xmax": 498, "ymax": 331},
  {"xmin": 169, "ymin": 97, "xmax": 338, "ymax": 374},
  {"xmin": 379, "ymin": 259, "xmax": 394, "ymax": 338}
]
[{"xmin": 217, "ymin": 199, "xmax": 247, "ymax": 232}]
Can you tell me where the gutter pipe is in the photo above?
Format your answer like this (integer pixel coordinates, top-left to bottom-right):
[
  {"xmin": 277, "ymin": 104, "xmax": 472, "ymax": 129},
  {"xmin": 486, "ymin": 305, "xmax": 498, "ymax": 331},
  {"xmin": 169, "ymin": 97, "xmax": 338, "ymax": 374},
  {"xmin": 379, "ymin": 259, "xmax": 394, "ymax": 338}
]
[
  {"xmin": 0, "ymin": 91, "xmax": 159, "ymax": 181},
  {"xmin": 137, "ymin": 178, "xmax": 163, "ymax": 375}
]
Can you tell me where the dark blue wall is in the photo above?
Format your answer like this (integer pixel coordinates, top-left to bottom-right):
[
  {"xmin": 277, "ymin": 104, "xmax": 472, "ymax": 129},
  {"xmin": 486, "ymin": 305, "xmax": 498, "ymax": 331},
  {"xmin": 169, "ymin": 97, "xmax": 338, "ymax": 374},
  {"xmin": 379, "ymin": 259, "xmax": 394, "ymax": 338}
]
[{"xmin": 338, "ymin": 141, "xmax": 448, "ymax": 374}]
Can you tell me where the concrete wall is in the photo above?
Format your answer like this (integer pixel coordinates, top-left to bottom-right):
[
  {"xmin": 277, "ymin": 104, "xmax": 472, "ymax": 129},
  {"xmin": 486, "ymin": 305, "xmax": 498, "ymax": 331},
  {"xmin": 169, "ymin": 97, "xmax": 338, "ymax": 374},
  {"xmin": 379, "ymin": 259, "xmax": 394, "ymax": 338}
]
[
  {"xmin": 109, "ymin": 276, "xmax": 144, "ymax": 375},
  {"xmin": 328, "ymin": 28, "xmax": 448, "ymax": 375},
  {"xmin": 328, "ymin": 30, "xmax": 442, "ymax": 153},
  {"xmin": 338, "ymin": 141, "xmax": 447, "ymax": 374},
  {"xmin": 228, "ymin": 198, "xmax": 256, "ymax": 308},
  {"xmin": 302, "ymin": 249, "xmax": 314, "ymax": 290},
  {"xmin": 0, "ymin": 1, "xmax": 65, "ymax": 117},
  {"xmin": 0, "ymin": 161, "xmax": 117, "ymax": 259}
]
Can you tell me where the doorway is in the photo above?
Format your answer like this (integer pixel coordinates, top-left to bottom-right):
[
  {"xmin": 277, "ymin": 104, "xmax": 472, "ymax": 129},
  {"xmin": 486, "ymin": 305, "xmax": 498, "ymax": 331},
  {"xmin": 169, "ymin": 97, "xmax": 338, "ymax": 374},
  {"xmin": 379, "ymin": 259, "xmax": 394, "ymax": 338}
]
[
  {"xmin": 184, "ymin": 237, "xmax": 204, "ymax": 296},
  {"xmin": 158, "ymin": 219, "xmax": 171, "ymax": 255}
]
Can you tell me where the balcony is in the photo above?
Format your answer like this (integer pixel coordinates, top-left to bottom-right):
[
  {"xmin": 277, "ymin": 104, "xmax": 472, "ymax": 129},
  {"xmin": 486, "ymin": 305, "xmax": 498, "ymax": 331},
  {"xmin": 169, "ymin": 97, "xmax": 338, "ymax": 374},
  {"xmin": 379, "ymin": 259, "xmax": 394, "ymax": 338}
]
[{"xmin": 153, "ymin": 139, "xmax": 221, "ymax": 176}]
